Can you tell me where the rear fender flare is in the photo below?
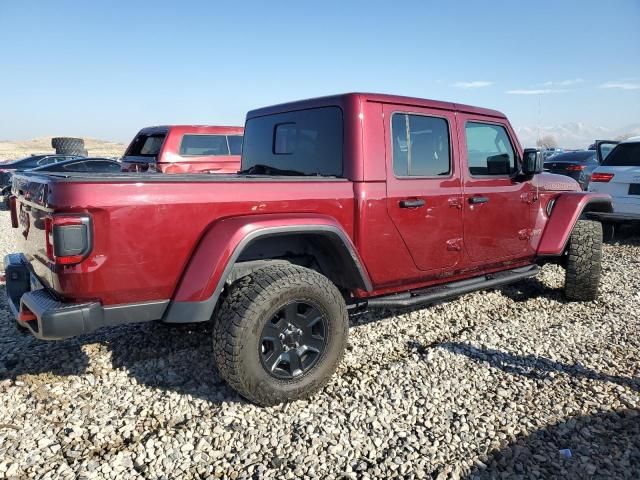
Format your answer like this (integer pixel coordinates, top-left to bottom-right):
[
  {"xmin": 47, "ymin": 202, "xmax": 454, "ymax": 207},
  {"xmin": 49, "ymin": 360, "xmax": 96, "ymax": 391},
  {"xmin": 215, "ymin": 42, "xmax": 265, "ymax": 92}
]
[
  {"xmin": 537, "ymin": 192, "xmax": 612, "ymax": 256},
  {"xmin": 163, "ymin": 214, "xmax": 372, "ymax": 323}
]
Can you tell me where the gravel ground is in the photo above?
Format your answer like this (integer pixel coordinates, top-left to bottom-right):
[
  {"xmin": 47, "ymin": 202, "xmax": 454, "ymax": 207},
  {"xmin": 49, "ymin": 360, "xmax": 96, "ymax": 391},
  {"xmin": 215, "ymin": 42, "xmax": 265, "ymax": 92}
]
[{"xmin": 0, "ymin": 209, "xmax": 638, "ymax": 479}]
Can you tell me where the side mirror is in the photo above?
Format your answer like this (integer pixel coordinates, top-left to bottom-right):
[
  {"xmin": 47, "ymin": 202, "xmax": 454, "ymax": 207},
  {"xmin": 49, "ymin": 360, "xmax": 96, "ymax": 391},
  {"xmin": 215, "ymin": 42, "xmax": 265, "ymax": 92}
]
[{"xmin": 522, "ymin": 148, "xmax": 543, "ymax": 175}]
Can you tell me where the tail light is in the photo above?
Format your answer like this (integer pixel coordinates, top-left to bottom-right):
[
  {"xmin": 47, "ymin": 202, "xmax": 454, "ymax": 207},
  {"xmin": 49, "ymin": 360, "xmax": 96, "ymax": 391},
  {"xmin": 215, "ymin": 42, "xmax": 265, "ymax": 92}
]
[
  {"xmin": 591, "ymin": 172, "xmax": 614, "ymax": 182},
  {"xmin": 566, "ymin": 165, "xmax": 585, "ymax": 172},
  {"xmin": 45, "ymin": 214, "xmax": 92, "ymax": 265},
  {"xmin": 9, "ymin": 196, "xmax": 18, "ymax": 228}
]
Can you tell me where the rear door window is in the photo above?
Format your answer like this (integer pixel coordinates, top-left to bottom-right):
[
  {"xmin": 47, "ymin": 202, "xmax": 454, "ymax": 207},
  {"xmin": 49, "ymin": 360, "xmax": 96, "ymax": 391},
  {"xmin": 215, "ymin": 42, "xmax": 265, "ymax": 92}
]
[
  {"xmin": 37, "ymin": 157, "xmax": 57, "ymax": 166},
  {"xmin": 62, "ymin": 161, "xmax": 88, "ymax": 171},
  {"xmin": 180, "ymin": 134, "xmax": 230, "ymax": 156},
  {"xmin": 465, "ymin": 122, "xmax": 517, "ymax": 176},
  {"xmin": 391, "ymin": 113, "xmax": 451, "ymax": 177},
  {"xmin": 84, "ymin": 161, "xmax": 122, "ymax": 172},
  {"xmin": 227, "ymin": 135, "xmax": 243, "ymax": 155}
]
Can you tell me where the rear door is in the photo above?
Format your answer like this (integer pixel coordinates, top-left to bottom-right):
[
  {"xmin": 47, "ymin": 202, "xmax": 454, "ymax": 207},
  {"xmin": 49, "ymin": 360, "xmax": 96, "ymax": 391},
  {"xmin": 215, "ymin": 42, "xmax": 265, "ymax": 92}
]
[
  {"xmin": 458, "ymin": 116, "xmax": 533, "ymax": 264},
  {"xmin": 383, "ymin": 104, "xmax": 464, "ymax": 272}
]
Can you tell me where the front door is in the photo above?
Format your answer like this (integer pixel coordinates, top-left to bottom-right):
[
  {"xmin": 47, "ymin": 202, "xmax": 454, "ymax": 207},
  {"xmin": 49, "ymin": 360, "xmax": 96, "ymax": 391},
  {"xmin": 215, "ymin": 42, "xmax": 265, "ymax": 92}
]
[
  {"xmin": 384, "ymin": 105, "xmax": 463, "ymax": 273},
  {"xmin": 458, "ymin": 115, "xmax": 533, "ymax": 264}
]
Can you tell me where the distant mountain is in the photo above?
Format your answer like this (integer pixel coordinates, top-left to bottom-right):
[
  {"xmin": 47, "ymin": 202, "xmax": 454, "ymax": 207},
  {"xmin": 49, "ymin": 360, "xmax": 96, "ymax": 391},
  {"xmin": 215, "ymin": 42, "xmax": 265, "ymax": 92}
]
[
  {"xmin": 514, "ymin": 123, "xmax": 640, "ymax": 149},
  {"xmin": 0, "ymin": 137, "xmax": 126, "ymax": 161}
]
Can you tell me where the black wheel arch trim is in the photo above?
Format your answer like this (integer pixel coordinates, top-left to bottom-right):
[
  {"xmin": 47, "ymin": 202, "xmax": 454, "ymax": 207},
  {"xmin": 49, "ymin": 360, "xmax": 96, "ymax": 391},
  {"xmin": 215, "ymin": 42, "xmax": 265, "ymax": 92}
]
[{"xmin": 163, "ymin": 224, "xmax": 373, "ymax": 324}]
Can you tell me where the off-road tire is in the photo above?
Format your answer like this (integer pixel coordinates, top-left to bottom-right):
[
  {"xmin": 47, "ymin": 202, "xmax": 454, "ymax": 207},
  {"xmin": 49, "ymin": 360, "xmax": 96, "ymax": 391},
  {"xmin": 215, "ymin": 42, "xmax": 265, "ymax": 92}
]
[
  {"xmin": 213, "ymin": 264, "xmax": 349, "ymax": 406},
  {"xmin": 564, "ymin": 219, "xmax": 602, "ymax": 301},
  {"xmin": 55, "ymin": 147, "xmax": 88, "ymax": 156},
  {"xmin": 51, "ymin": 137, "xmax": 84, "ymax": 151}
]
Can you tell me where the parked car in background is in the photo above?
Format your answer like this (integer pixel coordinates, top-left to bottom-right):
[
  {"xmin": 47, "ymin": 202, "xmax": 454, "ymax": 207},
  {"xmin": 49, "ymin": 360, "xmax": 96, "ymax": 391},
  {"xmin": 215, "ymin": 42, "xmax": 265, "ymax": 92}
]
[
  {"xmin": 588, "ymin": 137, "xmax": 640, "ymax": 232},
  {"xmin": 30, "ymin": 157, "xmax": 122, "ymax": 174},
  {"xmin": 541, "ymin": 148, "xmax": 563, "ymax": 161},
  {"xmin": 543, "ymin": 150, "xmax": 600, "ymax": 190},
  {"xmin": 5, "ymin": 93, "xmax": 611, "ymax": 406},
  {"xmin": 1, "ymin": 154, "xmax": 83, "ymax": 205},
  {"xmin": 121, "ymin": 125, "xmax": 244, "ymax": 174}
]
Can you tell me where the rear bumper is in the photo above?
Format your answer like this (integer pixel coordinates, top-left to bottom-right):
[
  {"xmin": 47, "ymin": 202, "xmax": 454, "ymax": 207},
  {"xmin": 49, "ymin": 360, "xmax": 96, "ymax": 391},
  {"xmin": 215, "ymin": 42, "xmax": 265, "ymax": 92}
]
[{"xmin": 4, "ymin": 254, "xmax": 169, "ymax": 340}]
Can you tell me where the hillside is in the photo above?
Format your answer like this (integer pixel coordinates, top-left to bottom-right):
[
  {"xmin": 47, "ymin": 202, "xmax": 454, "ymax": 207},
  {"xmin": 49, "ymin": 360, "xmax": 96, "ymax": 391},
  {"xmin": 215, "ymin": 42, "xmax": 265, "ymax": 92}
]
[{"xmin": 0, "ymin": 137, "xmax": 126, "ymax": 161}]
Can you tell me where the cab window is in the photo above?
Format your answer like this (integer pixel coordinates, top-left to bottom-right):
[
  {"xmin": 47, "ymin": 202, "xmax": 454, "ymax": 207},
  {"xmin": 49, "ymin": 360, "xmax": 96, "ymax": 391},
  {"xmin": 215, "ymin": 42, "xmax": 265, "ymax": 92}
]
[
  {"xmin": 465, "ymin": 122, "xmax": 516, "ymax": 176},
  {"xmin": 179, "ymin": 134, "xmax": 230, "ymax": 156},
  {"xmin": 392, "ymin": 113, "xmax": 451, "ymax": 177}
]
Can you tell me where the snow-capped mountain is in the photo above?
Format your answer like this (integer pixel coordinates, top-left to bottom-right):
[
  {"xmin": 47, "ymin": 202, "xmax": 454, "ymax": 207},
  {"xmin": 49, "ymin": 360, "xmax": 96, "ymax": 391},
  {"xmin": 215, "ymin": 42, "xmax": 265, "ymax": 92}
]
[{"xmin": 514, "ymin": 123, "xmax": 640, "ymax": 149}]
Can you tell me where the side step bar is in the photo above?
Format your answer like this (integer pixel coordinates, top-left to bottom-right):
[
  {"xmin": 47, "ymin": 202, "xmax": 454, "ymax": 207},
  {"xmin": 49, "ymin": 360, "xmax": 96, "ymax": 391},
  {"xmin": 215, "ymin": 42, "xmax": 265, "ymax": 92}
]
[{"xmin": 366, "ymin": 265, "xmax": 539, "ymax": 309}]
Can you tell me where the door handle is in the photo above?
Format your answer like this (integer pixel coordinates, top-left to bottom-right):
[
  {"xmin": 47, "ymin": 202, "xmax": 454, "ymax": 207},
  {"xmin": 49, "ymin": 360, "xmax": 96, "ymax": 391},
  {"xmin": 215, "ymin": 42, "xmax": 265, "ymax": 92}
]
[
  {"xmin": 399, "ymin": 199, "xmax": 426, "ymax": 208},
  {"xmin": 468, "ymin": 196, "xmax": 489, "ymax": 205}
]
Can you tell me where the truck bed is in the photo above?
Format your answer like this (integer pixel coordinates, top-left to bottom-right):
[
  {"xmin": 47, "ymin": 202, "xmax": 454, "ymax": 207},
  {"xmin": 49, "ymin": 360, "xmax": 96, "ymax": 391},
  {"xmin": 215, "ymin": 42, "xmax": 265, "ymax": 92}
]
[{"xmin": 10, "ymin": 171, "xmax": 355, "ymax": 306}]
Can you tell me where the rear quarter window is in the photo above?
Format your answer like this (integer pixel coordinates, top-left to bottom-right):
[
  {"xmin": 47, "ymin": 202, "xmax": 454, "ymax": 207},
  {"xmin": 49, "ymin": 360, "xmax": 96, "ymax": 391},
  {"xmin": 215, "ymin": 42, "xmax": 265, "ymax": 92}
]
[
  {"xmin": 602, "ymin": 143, "xmax": 640, "ymax": 167},
  {"xmin": 241, "ymin": 106, "xmax": 343, "ymax": 176},
  {"xmin": 179, "ymin": 134, "xmax": 230, "ymax": 156},
  {"xmin": 228, "ymin": 135, "xmax": 243, "ymax": 155}
]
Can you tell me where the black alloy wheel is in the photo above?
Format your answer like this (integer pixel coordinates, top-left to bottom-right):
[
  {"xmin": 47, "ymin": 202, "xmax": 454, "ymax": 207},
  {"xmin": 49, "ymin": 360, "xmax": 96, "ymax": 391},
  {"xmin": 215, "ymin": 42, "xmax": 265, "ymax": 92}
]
[{"xmin": 259, "ymin": 301, "xmax": 328, "ymax": 379}]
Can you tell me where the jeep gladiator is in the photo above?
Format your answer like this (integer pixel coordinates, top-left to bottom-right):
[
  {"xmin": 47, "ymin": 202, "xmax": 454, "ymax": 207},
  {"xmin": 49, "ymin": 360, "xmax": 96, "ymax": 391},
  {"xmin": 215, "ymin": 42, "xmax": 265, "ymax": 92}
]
[{"xmin": 5, "ymin": 93, "xmax": 612, "ymax": 405}]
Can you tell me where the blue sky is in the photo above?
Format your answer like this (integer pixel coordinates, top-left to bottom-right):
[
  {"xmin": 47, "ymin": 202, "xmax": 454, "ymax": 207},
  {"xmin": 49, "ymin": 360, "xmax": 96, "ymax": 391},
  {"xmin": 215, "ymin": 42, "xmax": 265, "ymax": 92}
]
[{"xmin": 0, "ymin": 0, "xmax": 639, "ymax": 147}]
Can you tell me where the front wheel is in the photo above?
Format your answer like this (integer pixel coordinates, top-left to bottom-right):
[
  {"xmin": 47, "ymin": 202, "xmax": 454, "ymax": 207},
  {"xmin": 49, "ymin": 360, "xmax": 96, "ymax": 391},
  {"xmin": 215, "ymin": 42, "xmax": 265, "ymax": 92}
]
[
  {"xmin": 213, "ymin": 264, "xmax": 349, "ymax": 406},
  {"xmin": 564, "ymin": 219, "xmax": 603, "ymax": 301}
]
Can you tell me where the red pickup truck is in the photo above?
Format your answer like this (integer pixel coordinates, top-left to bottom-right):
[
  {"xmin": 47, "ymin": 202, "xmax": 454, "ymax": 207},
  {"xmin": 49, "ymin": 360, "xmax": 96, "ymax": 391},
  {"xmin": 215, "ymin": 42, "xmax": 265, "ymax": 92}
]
[
  {"xmin": 5, "ymin": 93, "xmax": 611, "ymax": 405},
  {"xmin": 121, "ymin": 125, "xmax": 243, "ymax": 173}
]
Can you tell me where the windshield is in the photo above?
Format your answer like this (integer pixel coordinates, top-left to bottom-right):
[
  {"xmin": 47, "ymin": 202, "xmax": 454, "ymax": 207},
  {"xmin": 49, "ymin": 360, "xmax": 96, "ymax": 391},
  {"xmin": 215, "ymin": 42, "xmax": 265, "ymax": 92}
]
[
  {"xmin": 241, "ymin": 106, "xmax": 343, "ymax": 176},
  {"xmin": 602, "ymin": 143, "xmax": 640, "ymax": 167}
]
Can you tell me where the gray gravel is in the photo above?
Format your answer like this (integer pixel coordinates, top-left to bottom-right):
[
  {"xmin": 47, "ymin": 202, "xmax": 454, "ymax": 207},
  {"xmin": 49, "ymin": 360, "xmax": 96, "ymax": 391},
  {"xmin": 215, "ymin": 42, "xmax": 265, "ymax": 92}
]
[{"xmin": 0, "ymin": 209, "xmax": 638, "ymax": 479}]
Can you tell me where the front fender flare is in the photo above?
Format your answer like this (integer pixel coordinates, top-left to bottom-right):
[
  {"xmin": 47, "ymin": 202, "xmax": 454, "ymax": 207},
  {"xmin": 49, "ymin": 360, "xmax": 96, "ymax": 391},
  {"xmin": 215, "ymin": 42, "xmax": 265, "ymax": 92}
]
[
  {"xmin": 163, "ymin": 213, "xmax": 372, "ymax": 323},
  {"xmin": 537, "ymin": 192, "xmax": 612, "ymax": 256}
]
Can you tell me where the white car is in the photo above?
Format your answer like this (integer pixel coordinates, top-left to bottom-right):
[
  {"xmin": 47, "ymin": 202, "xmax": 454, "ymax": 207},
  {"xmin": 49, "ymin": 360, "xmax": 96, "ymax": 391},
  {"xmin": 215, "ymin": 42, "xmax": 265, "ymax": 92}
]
[{"xmin": 588, "ymin": 136, "xmax": 640, "ymax": 227}]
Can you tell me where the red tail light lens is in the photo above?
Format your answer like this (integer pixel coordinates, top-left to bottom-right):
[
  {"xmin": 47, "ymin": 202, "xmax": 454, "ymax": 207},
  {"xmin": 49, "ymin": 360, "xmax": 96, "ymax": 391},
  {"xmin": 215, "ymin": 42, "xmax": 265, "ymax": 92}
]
[
  {"xmin": 45, "ymin": 214, "xmax": 92, "ymax": 265},
  {"xmin": 591, "ymin": 172, "xmax": 614, "ymax": 182},
  {"xmin": 566, "ymin": 165, "xmax": 585, "ymax": 172},
  {"xmin": 9, "ymin": 196, "xmax": 18, "ymax": 228}
]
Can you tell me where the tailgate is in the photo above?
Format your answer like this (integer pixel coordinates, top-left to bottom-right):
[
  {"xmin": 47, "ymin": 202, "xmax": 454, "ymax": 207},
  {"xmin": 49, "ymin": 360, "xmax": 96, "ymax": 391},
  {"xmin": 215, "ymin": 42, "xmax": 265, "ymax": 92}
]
[
  {"xmin": 11, "ymin": 172, "xmax": 96, "ymax": 295},
  {"xmin": 10, "ymin": 174, "xmax": 55, "ymax": 286}
]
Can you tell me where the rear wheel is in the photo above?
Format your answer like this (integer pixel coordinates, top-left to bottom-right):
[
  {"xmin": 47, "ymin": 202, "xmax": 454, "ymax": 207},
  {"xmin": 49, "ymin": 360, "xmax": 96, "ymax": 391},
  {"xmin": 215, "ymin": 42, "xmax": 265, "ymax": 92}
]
[
  {"xmin": 213, "ymin": 264, "xmax": 348, "ymax": 405},
  {"xmin": 564, "ymin": 219, "xmax": 603, "ymax": 301}
]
